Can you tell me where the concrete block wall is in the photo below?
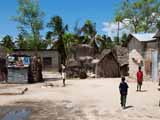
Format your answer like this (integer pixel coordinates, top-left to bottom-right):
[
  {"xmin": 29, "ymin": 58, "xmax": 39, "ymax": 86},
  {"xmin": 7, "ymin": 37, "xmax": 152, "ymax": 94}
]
[{"xmin": 129, "ymin": 49, "xmax": 144, "ymax": 80}]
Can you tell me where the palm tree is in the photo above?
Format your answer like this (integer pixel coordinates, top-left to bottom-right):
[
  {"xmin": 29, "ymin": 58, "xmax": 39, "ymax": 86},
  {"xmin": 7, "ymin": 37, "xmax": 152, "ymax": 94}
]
[
  {"xmin": 96, "ymin": 35, "xmax": 114, "ymax": 51},
  {"xmin": 47, "ymin": 16, "xmax": 68, "ymax": 64},
  {"xmin": 115, "ymin": 15, "xmax": 123, "ymax": 44},
  {"xmin": 81, "ymin": 20, "xmax": 98, "ymax": 53}
]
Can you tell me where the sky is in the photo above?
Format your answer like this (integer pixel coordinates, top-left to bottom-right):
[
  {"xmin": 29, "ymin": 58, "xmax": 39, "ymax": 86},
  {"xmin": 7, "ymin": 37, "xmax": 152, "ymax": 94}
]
[{"xmin": 0, "ymin": 0, "xmax": 122, "ymax": 39}]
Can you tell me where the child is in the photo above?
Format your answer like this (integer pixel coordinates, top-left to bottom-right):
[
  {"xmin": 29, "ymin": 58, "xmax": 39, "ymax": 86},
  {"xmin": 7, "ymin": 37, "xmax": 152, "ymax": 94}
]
[
  {"xmin": 137, "ymin": 66, "xmax": 143, "ymax": 91},
  {"xmin": 119, "ymin": 77, "xmax": 129, "ymax": 109},
  {"xmin": 61, "ymin": 64, "xmax": 66, "ymax": 87}
]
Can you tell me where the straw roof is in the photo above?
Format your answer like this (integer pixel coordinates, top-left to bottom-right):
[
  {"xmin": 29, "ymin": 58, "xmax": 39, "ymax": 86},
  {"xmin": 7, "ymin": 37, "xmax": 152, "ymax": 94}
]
[{"xmin": 153, "ymin": 30, "xmax": 160, "ymax": 38}]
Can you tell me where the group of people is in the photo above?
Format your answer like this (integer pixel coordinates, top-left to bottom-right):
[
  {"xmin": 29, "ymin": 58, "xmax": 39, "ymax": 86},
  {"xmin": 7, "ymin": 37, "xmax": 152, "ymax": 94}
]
[
  {"xmin": 119, "ymin": 66, "xmax": 143, "ymax": 109},
  {"xmin": 0, "ymin": 57, "xmax": 8, "ymax": 83},
  {"xmin": 28, "ymin": 56, "xmax": 44, "ymax": 83}
]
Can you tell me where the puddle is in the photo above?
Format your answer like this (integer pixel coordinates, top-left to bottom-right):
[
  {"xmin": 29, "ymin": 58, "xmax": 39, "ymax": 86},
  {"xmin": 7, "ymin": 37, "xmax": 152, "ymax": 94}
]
[{"xmin": 2, "ymin": 108, "xmax": 31, "ymax": 120}]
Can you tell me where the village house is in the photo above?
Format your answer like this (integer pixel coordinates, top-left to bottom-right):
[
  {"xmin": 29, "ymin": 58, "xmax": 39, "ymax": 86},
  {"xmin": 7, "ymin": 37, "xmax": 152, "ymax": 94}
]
[
  {"xmin": 127, "ymin": 33, "xmax": 160, "ymax": 81},
  {"xmin": 66, "ymin": 44, "xmax": 129, "ymax": 78},
  {"xmin": 10, "ymin": 49, "xmax": 60, "ymax": 71},
  {"xmin": 96, "ymin": 46, "xmax": 128, "ymax": 78},
  {"xmin": 95, "ymin": 49, "xmax": 120, "ymax": 78}
]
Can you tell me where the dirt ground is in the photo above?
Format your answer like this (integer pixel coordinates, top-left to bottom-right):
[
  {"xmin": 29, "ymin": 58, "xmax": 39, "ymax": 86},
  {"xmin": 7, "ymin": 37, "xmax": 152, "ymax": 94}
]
[{"xmin": 0, "ymin": 76, "xmax": 160, "ymax": 120}]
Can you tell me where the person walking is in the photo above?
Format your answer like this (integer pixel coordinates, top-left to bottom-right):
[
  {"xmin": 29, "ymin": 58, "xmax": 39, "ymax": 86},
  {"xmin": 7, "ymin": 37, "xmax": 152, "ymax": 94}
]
[
  {"xmin": 137, "ymin": 66, "xmax": 143, "ymax": 91},
  {"xmin": 61, "ymin": 64, "xmax": 66, "ymax": 87},
  {"xmin": 119, "ymin": 77, "xmax": 129, "ymax": 109}
]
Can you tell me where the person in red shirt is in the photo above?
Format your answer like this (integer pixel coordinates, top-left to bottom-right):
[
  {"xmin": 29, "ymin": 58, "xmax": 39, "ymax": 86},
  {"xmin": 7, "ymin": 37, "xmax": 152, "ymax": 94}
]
[{"xmin": 137, "ymin": 66, "xmax": 143, "ymax": 91}]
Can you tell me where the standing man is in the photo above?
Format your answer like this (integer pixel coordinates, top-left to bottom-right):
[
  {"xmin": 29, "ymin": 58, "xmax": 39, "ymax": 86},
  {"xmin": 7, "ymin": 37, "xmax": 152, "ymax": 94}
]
[{"xmin": 137, "ymin": 66, "xmax": 143, "ymax": 91}]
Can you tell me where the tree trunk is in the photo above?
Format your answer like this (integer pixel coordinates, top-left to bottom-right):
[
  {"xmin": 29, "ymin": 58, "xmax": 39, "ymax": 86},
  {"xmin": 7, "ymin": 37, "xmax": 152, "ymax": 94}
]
[{"xmin": 117, "ymin": 22, "xmax": 120, "ymax": 43}]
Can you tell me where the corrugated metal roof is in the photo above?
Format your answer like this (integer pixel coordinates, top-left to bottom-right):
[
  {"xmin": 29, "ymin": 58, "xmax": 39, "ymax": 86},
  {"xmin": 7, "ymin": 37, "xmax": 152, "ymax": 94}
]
[{"xmin": 131, "ymin": 33, "xmax": 156, "ymax": 42}]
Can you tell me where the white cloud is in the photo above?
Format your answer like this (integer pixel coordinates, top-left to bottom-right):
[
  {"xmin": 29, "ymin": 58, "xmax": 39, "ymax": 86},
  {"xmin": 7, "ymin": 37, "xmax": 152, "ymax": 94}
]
[{"xmin": 102, "ymin": 21, "xmax": 130, "ymax": 38}]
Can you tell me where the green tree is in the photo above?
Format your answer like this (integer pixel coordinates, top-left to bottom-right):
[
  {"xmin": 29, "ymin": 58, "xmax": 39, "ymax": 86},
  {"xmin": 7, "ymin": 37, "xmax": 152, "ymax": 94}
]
[
  {"xmin": 73, "ymin": 21, "xmax": 84, "ymax": 44},
  {"xmin": 113, "ymin": 36, "xmax": 120, "ymax": 45},
  {"xmin": 157, "ymin": 20, "xmax": 160, "ymax": 30},
  {"xmin": 120, "ymin": 33, "xmax": 128, "ymax": 47},
  {"xmin": 15, "ymin": 34, "xmax": 28, "ymax": 49},
  {"xmin": 115, "ymin": 0, "xmax": 160, "ymax": 33},
  {"xmin": 81, "ymin": 20, "xmax": 98, "ymax": 52},
  {"xmin": 102, "ymin": 35, "xmax": 114, "ymax": 49},
  {"xmin": 1, "ymin": 35, "xmax": 15, "ymax": 52},
  {"xmin": 13, "ymin": 0, "xmax": 44, "ymax": 51},
  {"xmin": 62, "ymin": 33, "xmax": 76, "ymax": 57},
  {"xmin": 47, "ymin": 16, "xmax": 68, "ymax": 64},
  {"xmin": 37, "ymin": 39, "xmax": 48, "ymax": 49}
]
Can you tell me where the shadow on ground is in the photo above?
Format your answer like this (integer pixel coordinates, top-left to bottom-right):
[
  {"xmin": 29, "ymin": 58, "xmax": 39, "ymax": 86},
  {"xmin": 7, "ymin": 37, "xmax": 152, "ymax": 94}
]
[
  {"xmin": 124, "ymin": 105, "xmax": 134, "ymax": 110},
  {"xmin": 0, "ymin": 101, "xmax": 87, "ymax": 120}
]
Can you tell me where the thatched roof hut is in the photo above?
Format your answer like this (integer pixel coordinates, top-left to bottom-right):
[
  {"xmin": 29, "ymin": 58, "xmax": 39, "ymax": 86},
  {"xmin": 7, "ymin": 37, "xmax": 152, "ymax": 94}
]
[
  {"xmin": 66, "ymin": 44, "xmax": 96, "ymax": 78},
  {"xmin": 70, "ymin": 44, "xmax": 95, "ymax": 59},
  {"xmin": 112, "ymin": 46, "xmax": 129, "ymax": 76},
  {"xmin": 95, "ymin": 46, "xmax": 129, "ymax": 78},
  {"xmin": 153, "ymin": 30, "xmax": 160, "ymax": 38},
  {"xmin": 112, "ymin": 46, "xmax": 129, "ymax": 67},
  {"xmin": 95, "ymin": 49, "xmax": 120, "ymax": 78}
]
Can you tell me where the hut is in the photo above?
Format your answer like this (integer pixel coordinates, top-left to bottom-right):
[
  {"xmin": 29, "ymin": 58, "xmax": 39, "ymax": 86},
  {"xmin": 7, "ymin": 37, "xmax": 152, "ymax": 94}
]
[
  {"xmin": 70, "ymin": 44, "xmax": 95, "ymax": 59},
  {"xmin": 95, "ymin": 49, "xmax": 120, "ymax": 78},
  {"xmin": 66, "ymin": 44, "xmax": 95, "ymax": 78},
  {"xmin": 66, "ymin": 58, "xmax": 81, "ymax": 78},
  {"xmin": 127, "ymin": 33, "xmax": 160, "ymax": 81},
  {"xmin": 112, "ymin": 46, "xmax": 129, "ymax": 76}
]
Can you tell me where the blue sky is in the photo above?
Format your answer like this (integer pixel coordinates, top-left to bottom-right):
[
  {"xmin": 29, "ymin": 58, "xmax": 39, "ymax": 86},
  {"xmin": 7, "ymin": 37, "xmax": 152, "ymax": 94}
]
[{"xmin": 0, "ymin": 0, "xmax": 121, "ymax": 39}]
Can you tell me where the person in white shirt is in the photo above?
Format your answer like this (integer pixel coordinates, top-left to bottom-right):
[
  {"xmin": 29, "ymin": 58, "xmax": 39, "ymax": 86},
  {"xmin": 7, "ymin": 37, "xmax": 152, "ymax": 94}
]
[{"xmin": 61, "ymin": 64, "xmax": 66, "ymax": 87}]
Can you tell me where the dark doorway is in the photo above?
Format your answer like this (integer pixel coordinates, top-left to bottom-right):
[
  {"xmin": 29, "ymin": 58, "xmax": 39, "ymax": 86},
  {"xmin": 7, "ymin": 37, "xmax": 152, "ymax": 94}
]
[{"xmin": 43, "ymin": 57, "xmax": 52, "ymax": 69}]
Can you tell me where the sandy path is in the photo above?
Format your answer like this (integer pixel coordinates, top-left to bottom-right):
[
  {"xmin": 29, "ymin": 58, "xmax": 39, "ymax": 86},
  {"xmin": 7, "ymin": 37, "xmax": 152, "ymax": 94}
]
[{"xmin": 0, "ymin": 78, "xmax": 160, "ymax": 120}]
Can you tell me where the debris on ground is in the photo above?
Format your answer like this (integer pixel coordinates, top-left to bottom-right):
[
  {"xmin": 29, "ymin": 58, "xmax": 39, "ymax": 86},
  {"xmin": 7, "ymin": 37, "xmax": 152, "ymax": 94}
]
[{"xmin": 0, "ymin": 88, "xmax": 28, "ymax": 95}]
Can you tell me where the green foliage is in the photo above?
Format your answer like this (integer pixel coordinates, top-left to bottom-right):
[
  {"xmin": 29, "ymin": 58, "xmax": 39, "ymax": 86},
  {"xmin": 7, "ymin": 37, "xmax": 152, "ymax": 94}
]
[
  {"xmin": 115, "ymin": 0, "xmax": 160, "ymax": 33},
  {"xmin": 113, "ymin": 36, "xmax": 120, "ymax": 45},
  {"xmin": 16, "ymin": 34, "xmax": 28, "ymax": 49},
  {"xmin": 1, "ymin": 35, "xmax": 15, "ymax": 52},
  {"xmin": 81, "ymin": 20, "xmax": 97, "ymax": 38},
  {"xmin": 157, "ymin": 20, "xmax": 160, "ymax": 30},
  {"xmin": 120, "ymin": 33, "xmax": 128, "ymax": 47},
  {"xmin": 81, "ymin": 20, "xmax": 99, "ymax": 52},
  {"xmin": 13, "ymin": 0, "xmax": 44, "ymax": 50},
  {"xmin": 47, "ymin": 16, "xmax": 68, "ymax": 37},
  {"xmin": 81, "ymin": 20, "xmax": 97, "ymax": 43},
  {"xmin": 24, "ymin": 35, "xmax": 48, "ymax": 50},
  {"xmin": 47, "ymin": 16, "xmax": 68, "ymax": 64},
  {"xmin": 102, "ymin": 35, "xmax": 114, "ymax": 49},
  {"xmin": 62, "ymin": 33, "xmax": 76, "ymax": 57}
]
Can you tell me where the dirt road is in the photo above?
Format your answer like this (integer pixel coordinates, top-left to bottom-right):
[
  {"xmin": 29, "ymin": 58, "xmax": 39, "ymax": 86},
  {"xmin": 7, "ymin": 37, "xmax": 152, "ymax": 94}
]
[{"xmin": 0, "ymin": 78, "xmax": 160, "ymax": 120}]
